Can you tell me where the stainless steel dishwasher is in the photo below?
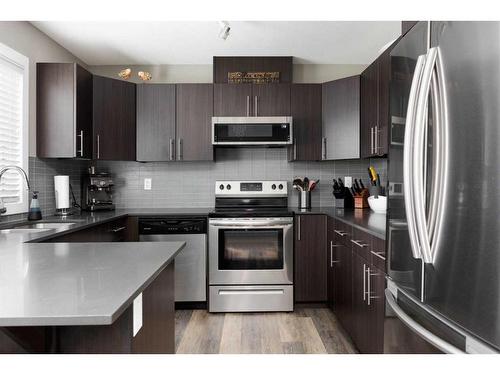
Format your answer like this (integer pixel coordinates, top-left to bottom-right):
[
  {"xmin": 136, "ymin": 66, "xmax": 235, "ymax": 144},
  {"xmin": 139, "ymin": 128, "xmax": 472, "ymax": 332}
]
[{"xmin": 138, "ymin": 217, "xmax": 207, "ymax": 303}]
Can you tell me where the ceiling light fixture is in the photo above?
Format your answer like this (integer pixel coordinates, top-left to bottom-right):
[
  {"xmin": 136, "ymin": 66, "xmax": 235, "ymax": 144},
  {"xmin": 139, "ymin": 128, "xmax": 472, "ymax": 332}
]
[{"xmin": 218, "ymin": 21, "xmax": 231, "ymax": 40}]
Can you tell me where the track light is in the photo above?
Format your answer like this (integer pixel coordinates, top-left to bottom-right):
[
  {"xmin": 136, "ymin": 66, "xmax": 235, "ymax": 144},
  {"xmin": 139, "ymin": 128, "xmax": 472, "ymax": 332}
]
[{"xmin": 218, "ymin": 21, "xmax": 231, "ymax": 40}]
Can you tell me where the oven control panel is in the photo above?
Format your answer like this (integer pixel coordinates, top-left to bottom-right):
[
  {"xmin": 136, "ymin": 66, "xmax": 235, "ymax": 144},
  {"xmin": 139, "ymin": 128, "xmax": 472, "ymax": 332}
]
[{"xmin": 215, "ymin": 180, "xmax": 288, "ymax": 197}]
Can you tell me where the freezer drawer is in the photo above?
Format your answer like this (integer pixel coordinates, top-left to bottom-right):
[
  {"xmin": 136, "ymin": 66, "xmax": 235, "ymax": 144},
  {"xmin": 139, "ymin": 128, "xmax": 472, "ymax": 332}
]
[{"xmin": 209, "ymin": 285, "xmax": 293, "ymax": 313}]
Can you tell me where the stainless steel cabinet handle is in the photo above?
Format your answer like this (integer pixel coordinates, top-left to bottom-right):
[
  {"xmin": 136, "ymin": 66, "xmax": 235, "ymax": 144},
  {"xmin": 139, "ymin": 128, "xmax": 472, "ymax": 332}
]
[
  {"xmin": 351, "ymin": 239, "xmax": 369, "ymax": 248},
  {"xmin": 371, "ymin": 251, "xmax": 386, "ymax": 261},
  {"xmin": 330, "ymin": 241, "xmax": 341, "ymax": 267},
  {"xmin": 297, "ymin": 216, "xmax": 301, "ymax": 241},
  {"xmin": 334, "ymin": 229, "xmax": 347, "ymax": 237},
  {"xmin": 169, "ymin": 138, "xmax": 175, "ymax": 161},
  {"xmin": 246, "ymin": 96, "xmax": 250, "ymax": 116},
  {"xmin": 110, "ymin": 226, "xmax": 126, "ymax": 233},
  {"xmin": 77, "ymin": 130, "xmax": 84, "ymax": 157},
  {"xmin": 177, "ymin": 138, "xmax": 183, "ymax": 160},
  {"xmin": 363, "ymin": 264, "xmax": 367, "ymax": 301},
  {"xmin": 370, "ymin": 126, "xmax": 374, "ymax": 154},
  {"xmin": 96, "ymin": 134, "xmax": 100, "ymax": 159},
  {"xmin": 293, "ymin": 139, "xmax": 297, "ymax": 160},
  {"xmin": 322, "ymin": 137, "xmax": 327, "ymax": 159},
  {"xmin": 366, "ymin": 268, "xmax": 380, "ymax": 306},
  {"xmin": 254, "ymin": 96, "xmax": 258, "ymax": 116}
]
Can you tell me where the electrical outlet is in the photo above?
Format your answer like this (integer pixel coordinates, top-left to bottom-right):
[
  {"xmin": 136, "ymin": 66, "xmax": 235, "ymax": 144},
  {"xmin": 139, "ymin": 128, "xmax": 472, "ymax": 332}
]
[
  {"xmin": 144, "ymin": 178, "xmax": 152, "ymax": 190},
  {"xmin": 344, "ymin": 176, "xmax": 353, "ymax": 188}
]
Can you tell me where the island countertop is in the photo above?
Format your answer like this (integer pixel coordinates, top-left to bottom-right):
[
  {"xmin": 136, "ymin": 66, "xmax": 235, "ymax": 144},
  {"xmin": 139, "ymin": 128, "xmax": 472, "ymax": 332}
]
[{"xmin": 0, "ymin": 229, "xmax": 185, "ymax": 327}]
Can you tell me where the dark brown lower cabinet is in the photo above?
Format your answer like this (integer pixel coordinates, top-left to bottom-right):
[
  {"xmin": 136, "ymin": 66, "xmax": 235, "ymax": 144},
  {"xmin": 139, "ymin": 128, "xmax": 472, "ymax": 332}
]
[{"xmin": 294, "ymin": 214, "xmax": 327, "ymax": 303}]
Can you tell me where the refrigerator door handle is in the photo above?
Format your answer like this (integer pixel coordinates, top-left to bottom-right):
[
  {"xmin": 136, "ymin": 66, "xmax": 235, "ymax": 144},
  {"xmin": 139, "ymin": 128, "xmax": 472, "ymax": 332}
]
[
  {"xmin": 403, "ymin": 54, "xmax": 426, "ymax": 260},
  {"xmin": 413, "ymin": 47, "xmax": 438, "ymax": 264},
  {"xmin": 385, "ymin": 289, "xmax": 465, "ymax": 354},
  {"xmin": 427, "ymin": 48, "xmax": 448, "ymax": 263}
]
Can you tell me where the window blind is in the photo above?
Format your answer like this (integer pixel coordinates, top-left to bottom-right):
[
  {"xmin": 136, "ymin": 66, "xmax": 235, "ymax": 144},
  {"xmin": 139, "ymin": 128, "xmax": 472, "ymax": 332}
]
[{"xmin": 0, "ymin": 54, "xmax": 24, "ymax": 205}]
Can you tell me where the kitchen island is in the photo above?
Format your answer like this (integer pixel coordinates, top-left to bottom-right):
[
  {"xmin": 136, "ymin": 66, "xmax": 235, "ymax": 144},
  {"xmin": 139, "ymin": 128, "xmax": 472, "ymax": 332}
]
[{"xmin": 0, "ymin": 224, "xmax": 185, "ymax": 354}]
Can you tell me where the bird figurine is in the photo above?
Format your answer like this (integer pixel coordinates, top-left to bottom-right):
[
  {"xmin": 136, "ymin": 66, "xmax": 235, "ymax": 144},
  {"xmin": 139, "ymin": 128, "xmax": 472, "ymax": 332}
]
[{"xmin": 118, "ymin": 68, "xmax": 132, "ymax": 80}]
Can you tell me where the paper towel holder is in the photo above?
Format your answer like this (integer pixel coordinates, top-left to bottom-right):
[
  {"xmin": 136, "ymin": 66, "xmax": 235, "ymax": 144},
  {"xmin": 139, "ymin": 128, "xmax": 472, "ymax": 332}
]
[{"xmin": 54, "ymin": 175, "xmax": 73, "ymax": 217}]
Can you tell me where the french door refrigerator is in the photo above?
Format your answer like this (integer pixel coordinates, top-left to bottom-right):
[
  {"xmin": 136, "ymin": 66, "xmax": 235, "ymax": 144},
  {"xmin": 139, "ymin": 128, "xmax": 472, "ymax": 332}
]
[{"xmin": 385, "ymin": 21, "xmax": 500, "ymax": 354}]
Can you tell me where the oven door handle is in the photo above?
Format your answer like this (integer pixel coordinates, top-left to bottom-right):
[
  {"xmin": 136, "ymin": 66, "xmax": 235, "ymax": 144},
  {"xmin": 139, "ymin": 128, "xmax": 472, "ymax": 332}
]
[{"xmin": 209, "ymin": 219, "xmax": 293, "ymax": 227}]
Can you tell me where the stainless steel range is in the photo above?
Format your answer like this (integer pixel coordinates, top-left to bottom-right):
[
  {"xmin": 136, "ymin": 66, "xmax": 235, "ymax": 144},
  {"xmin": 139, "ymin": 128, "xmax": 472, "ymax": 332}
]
[{"xmin": 208, "ymin": 180, "xmax": 294, "ymax": 312}]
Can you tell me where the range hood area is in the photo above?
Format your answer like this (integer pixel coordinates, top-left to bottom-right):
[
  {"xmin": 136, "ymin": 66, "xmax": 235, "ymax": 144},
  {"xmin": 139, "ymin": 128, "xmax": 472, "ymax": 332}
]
[{"xmin": 211, "ymin": 116, "xmax": 293, "ymax": 146}]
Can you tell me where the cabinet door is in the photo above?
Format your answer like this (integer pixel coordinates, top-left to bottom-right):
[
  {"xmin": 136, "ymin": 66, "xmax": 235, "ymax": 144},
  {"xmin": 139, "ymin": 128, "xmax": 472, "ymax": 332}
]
[
  {"xmin": 322, "ymin": 76, "xmax": 360, "ymax": 160},
  {"xmin": 327, "ymin": 217, "xmax": 336, "ymax": 308},
  {"xmin": 351, "ymin": 251, "xmax": 369, "ymax": 353},
  {"xmin": 376, "ymin": 48, "xmax": 391, "ymax": 156},
  {"xmin": 365, "ymin": 264, "xmax": 385, "ymax": 353},
  {"xmin": 213, "ymin": 83, "xmax": 252, "ymax": 116},
  {"xmin": 176, "ymin": 84, "xmax": 213, "ymax": 161},
  {"xmin": 75, "ymin": 65, "xmax": 93, "ymax": 159},
  {"xmin": 37, "ymin": 63, "xmax": 92, "ymax": 158},
  {"xmin": 294, "ymin": 214, "xmax": 327, "ymax": 302},
  {"xmin": 93, "ymin": 76, "xmax": 136, "ymax": 161},
  {"xmin": 251, "ymin": 83, "xmax": 291, "ymax": 116},
  {"xmin": 360, "ymin": 61, "xmax": 378, "ymax": 158},
  {"xmin": 136, "ymin": 84, "xmax": 176, "ymax": 162},
  {"xmin": 289, "ymin": 84, "xmax": 322, "ymax": 161}
]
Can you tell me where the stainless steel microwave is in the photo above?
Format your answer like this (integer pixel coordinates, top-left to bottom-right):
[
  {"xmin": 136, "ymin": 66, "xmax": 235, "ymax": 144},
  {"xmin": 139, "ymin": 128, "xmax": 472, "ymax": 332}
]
[{"xmin": 211, "ymin": 116, "xmax": 293, "ymax": 146}]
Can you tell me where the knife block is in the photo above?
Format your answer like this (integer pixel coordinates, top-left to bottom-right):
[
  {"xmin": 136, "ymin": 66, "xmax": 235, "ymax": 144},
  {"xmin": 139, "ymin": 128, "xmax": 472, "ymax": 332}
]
[
  {"xmin": 354, "ymin": 189, "xmax": 370, "ymax": 209},
  {"xmin": 333, "ymin": 187, "xmax": 354, "ymax": 208}
]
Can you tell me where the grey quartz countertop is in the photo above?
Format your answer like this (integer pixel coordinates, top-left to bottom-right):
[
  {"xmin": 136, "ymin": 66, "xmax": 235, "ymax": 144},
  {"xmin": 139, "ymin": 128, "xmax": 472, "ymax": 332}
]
[
  {"xmin": 290, "ymin": 207, "xmax": 386, "ymax": 239},
  {"xmin": 0, "ymin": 209, "xmax": 194, "ymax": 327}
]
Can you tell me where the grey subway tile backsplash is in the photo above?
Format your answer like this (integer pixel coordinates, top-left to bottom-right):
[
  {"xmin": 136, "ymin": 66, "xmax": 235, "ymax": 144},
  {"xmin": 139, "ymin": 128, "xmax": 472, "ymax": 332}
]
[{"xmin": 0, "ymin": 152, "xmax": 387, "ymax": 224}]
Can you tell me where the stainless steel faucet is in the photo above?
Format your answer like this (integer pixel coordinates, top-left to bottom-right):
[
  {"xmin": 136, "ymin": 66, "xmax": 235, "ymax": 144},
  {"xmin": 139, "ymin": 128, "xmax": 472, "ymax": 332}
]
[{"xmin": 0, "ymin": 166, "xmax": 31, "ymax": 215}]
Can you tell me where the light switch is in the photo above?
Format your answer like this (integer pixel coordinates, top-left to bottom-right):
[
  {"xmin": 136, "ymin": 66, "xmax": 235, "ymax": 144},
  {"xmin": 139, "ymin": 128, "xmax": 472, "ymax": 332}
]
[
  {"xmin": 344, "ymin": 176, "xmax": 353, "ymax": 188},
  {"xmin": 144, "ymin": 178, "xmax": 152, "ymax": 190}
]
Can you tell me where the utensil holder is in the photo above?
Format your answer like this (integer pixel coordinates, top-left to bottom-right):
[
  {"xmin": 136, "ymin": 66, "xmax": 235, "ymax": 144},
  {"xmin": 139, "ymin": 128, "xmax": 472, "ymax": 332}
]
[
  {"xmin": 298, "ymin": 191, "xmax": 311, "ymax": 209},
  {"xmin": 354, "ymin": 189, "xmax": 370, "ymax": 209}
]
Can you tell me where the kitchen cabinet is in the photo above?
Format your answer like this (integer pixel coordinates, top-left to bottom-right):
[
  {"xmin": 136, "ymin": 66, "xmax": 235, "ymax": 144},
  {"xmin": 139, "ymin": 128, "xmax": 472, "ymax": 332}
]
[
  {"xmin": 288, "ymin": 84, "xmax": 322, "ymax": 161},
  {"xmin": 36, "ymin": 63, "xmax": 93, "ymax": 158},
  {"xmin": 294, "ymin": 214, "xmax": 327, "ymax": 302},
  {"xmin": 176, "ymin": 84, "xmax": 214, "ymax": 161},
  {"xmin": 360, "ymin": 45, "xmax": 393, "ymax": 158},
  {"xmin": 43, "ymin": 217, "xmax": 132, "ymax": 243},
  {"xmin": 93, "ymin": 75, "xmax": 136, "ymax": 161},
  {"xmin": 322, "ymin": 76, "xmax": 360, "ymax": 160},
  {"xmin": 137, "ymin": 83, "xmax": 214, "ymax": 162},
  {"xmin": 213, "ymin": 83, "xmax": 290, "ymax": 117},
  {"xmin": 327, "ymin": 217, "xmax": 336, "ymax": 308},
  {"xmin": 136, "ymin": 84, "xmax": 176, "ymax": 162}
]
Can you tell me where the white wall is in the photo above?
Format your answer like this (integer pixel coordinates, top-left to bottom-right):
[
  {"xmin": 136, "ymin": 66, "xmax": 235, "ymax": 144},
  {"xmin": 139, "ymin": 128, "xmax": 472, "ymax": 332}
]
[
  {"xmin": 0, "ymin": 22, "xmax": 86, "ymax": 156},
  {"xmin": 88, "ymin": 63, "xmax": 367, "ymax": 84}
]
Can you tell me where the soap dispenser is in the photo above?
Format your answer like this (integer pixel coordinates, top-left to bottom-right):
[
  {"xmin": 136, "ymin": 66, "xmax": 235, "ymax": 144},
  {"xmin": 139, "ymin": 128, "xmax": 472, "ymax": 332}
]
[{"xmin": 28, "ymin": 191, "xmax": 42, "ymax": 221}]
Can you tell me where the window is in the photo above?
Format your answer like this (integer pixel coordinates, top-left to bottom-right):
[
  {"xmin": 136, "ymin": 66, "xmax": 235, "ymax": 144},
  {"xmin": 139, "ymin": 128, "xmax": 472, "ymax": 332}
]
[{"xmin": 0, "ymin": 43, "xmax": 29, "ymax": 215}]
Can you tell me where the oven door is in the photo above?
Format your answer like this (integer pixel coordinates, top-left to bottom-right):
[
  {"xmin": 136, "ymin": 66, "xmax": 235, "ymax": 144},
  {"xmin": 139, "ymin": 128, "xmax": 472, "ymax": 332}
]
[{"xmin": 208, "ymin": 217, "xmax": 294, "ymax": 285}]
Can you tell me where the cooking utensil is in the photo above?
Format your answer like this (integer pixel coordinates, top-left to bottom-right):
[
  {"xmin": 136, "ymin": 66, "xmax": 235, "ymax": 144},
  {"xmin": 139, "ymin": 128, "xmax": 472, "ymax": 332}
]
[
  {"xmin": 359, "ymin": 179, "xmax": 365, "ymax": 189},
  {"xmin": 338, "ymin": 178, "xmax": 344, "ymax": 188},
  {"xmin": 333, "ymin": 179, "xmax": 339, "ymax": 190},
  {"xmin": 309, "ymin": 179, "xmax": 319, "ymax": 192},
  {"xmin": 376, "ymin": 173, "xmax": 380, "ymax": 187},
  {"xmin": 303, "ymin": 177, "xmax": 310, "ymax": 191},
  {"xmin": 350, "ymin": 187, "xmax": 357, "ymax": 196},
  {"xmin": 293, "ymin": 178, "xmax": 303, "ymax": 191}
]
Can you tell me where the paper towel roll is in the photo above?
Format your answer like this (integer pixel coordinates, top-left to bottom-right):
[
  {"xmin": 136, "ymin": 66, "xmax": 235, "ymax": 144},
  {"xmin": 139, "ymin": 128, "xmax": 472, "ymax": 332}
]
[{"xmin": 54, "ymin": 175, "xmax": 70, "ymax": 210}]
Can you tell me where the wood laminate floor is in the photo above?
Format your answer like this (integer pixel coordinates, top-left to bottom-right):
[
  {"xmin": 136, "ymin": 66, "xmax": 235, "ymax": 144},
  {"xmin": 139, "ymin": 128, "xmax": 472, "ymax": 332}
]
[{"xmin": 175, "ymin": 307, "xmax": 357, "ymax": 354}]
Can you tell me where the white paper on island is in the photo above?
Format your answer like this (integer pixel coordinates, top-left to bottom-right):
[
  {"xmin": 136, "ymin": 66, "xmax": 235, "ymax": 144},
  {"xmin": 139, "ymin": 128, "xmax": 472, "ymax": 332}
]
[{"xmin": 133, "ymin": 293, "xmax": 143, "ymax": 337}]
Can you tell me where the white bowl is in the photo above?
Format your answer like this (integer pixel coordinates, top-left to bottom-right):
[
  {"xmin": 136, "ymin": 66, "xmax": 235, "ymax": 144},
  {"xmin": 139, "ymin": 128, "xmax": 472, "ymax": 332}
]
[{"xmin": 368, "ymin": 195, "xmax": 387, "ymax": 213}]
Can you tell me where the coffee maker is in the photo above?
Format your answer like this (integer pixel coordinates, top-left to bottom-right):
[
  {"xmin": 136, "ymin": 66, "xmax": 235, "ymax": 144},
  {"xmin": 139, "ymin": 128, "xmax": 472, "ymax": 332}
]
[{"xmin": 81, "ymin": 172, "xmax": 115, "ymax": 211}]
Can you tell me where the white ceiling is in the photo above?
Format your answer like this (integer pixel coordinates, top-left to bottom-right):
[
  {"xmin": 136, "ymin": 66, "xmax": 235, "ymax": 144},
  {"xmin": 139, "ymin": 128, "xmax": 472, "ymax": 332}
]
[{"xmin": 31, "ymin": 21, "xmax": 401, "ymax": 66}]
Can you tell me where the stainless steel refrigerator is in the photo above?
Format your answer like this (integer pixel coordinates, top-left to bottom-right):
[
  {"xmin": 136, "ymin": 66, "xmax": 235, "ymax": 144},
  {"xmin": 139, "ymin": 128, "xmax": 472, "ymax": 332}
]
[{"xmin": 385, "ymin": 21, "xmax": 500, "ymax": 354}]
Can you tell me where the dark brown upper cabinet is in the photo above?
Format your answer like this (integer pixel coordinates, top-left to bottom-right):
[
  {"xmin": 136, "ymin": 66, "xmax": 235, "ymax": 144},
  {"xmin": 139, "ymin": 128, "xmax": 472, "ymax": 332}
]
[
  {"xmin": 288, "ymin": 84, "xmax": 322, "ymax": 161},
  {"xmin": 213, "ymin": 83, "xmax": 290, "ymax": 117},
  {"xmin": 360, "ymin": 44, "xmax": 395, "ymax": 158},
  {"xmin": 136, "ymin": 84, "xmax": 176, "ymax": 162},
  {"xmin": 213, "ymin": 56, "xmax": 293, "ymax": 83},
  {"xmin": 36, "ymin": 63, "xmax": 93, "ymax": 159},
  {"xmin": 294, "ymin": 214, "xmax": 327, "ymax": 303},
  {"xmin": 176, "ymin": 84, "xmax": 214, "ymax": 161},
  {"xmin": 402, "ymin": 21, "xmax": 418, "ymax": 35},
  {"xmin": 322, "ymin": 76, "xmax": 360, "ymax": 160},
  {"xmin": 93, "ymin": 75, "xmax": 136, "ymax": 161},
  {"xmin": 136, "ymin": 83, "xmax": 214, "ymax": 162}
]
